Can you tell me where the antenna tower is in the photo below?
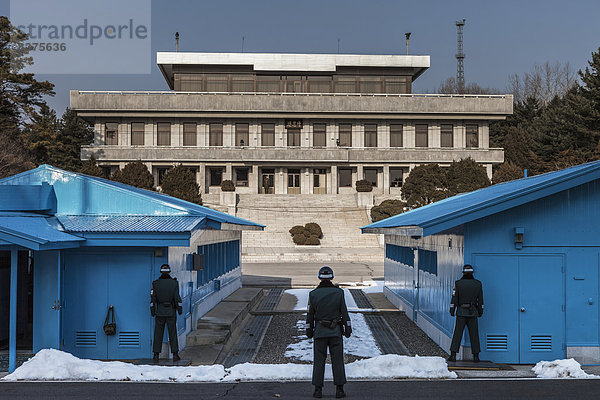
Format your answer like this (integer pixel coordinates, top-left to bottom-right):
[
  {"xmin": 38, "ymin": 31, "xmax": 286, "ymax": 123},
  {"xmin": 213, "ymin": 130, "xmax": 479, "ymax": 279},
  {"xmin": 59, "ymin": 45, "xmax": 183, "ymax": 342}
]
[{"xmin": 455, "ymin": 19, "xmax": 465, "ymax": 93}]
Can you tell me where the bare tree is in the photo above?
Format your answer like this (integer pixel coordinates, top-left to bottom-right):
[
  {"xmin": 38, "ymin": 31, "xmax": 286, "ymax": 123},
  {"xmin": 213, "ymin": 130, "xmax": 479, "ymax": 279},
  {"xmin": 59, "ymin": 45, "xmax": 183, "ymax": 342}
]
[
  {"xmin": 508, "ymin": 61, "xmax": 577, "ymax": 105},
  {"xmin": 437, "ymin": 77, "xmax": 500, "ymax": 94}
]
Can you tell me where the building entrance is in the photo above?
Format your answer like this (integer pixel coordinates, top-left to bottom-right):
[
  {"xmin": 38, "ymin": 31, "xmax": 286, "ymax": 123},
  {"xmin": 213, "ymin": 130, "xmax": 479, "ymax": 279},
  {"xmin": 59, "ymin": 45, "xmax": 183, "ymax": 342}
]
[
  {"xmin": 0, "ymin": 251, "xmax": 32, "ymax": 352},
  {"xmin": 314, "ymin": 169, "xmax": 327, "ymax": 194},
  {"xmin": 261, "ymin": 169, "xmax": 275, "ymax": 194},
  {"xmin": 287, "ymin": 169, "xmax": 301, "ymax": 194}
]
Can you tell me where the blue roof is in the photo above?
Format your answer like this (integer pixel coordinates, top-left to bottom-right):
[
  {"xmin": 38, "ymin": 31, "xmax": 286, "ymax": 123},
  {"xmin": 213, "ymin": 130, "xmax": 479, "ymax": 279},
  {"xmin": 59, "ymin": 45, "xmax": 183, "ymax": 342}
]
[
  {"xmin": 362, "ymin": 161, "xmax": 600, "ymax": 237},
  {"xmin": 0, "ymin": 215, "xmax": 85, "ymax": 250},
  {"xmin": 58, "ymin": 215, "xmax": 206, "ymax": 233}
]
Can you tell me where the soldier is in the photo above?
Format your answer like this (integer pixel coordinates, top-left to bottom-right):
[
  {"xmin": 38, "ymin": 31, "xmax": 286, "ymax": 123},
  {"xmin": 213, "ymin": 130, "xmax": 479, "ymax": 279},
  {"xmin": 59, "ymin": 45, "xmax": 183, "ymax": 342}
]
[
  {"xmin": 150, "ymin": 263, "xmax": 183, "ymax": 362},
  {"xmin": 448, "ymin": 264, "xmax": 484, "ymax": 362},
  {"xmin": 306, "ymin": 266, "xmax": 352, "ymax": 399}
]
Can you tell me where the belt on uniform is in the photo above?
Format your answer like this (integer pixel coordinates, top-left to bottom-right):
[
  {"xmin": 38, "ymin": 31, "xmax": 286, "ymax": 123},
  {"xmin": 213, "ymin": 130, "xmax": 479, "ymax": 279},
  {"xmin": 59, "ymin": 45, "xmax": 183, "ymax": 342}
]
[{"xmin": 317, "ymin": 319, "xmax": 339, "ymax": 329}]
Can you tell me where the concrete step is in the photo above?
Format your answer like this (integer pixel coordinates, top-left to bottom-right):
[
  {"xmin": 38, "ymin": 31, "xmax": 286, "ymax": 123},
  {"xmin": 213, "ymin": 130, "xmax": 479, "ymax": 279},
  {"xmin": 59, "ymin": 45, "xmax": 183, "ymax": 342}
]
[
  {"xmin": 195, "ymin": 288, "xmax": 264, "ymax": 331},
  {"xmin": 186, "ymin": 328, "xmax": 231, "ymax": 346}
]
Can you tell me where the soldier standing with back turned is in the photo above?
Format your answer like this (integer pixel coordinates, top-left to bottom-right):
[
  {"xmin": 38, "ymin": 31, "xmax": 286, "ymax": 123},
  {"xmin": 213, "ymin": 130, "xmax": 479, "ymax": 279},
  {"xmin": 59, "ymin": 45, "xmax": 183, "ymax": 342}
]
[
  {"xmin": 306, "ymin": 266, "xmax": 352, "ymax": 399},
  {"xmin": 448, "ymin": 264, "xmax": 484, "ymax": 362},
  {"xmin": 150, "ymin": 264, "xmax": 183, "ymax": 363}
]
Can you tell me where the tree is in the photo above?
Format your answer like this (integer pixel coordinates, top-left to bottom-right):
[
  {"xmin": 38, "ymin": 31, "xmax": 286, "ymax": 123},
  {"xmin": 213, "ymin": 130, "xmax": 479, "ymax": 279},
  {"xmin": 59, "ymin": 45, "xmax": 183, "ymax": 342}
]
[
  {"xmin": 370, "ymin": 199, "xmax": 407, "ymax": 222},
  {"xmin": 111, "ymin": 160, "xmax": 154, "ymax": 190},
  {"xmin": 492, "ymin": 162, "xmax": 524, "ymax": 184},
  {"xmin": 160, "ymin": 165, "xmax": 202, "ymax": 204},
  {"xmin": 402, "ymin": 164, "xmax": 449, "ymax": 208},
  {"xmin": 436, "ymin": 77, "xmax": 500, "ymax": 95},
  {"xmin": 508, "ymin": 61, "xmax": 577, "ymax": 106},
  {"xmin": 56, "ymin": 108, "xmax": 94, "ymax": 171},
  {"xmin": 79, "ymin": 155, "xmax": 104, "ymax": 177},
  {"xmin": 446, "ymin": 157, "xmax": 491, "ymax": 195},
  {"xmin": 21, "ymin": 104, "xmax": 61, "ymax": 165}
]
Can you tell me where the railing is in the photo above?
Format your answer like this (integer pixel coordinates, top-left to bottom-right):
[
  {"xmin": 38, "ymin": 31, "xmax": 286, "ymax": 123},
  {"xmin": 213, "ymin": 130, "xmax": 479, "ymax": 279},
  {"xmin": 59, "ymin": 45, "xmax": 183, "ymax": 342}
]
[{"xmin": 74, "ymin": 90, "xmax": 511, "ymax": 100}]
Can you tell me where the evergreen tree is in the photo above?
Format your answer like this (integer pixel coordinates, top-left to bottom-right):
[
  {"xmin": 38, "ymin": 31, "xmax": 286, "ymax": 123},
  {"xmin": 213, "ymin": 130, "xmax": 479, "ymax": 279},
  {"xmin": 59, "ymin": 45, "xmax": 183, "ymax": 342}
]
[
  {"xmin": 56, "ymin": 108, "xmax": 94, "ymax": 171},
  {"xmin": 492, "ymin": 162, "xmax": 525, "ymax": 184},
  {"xmin": 446, "ymin": 157, "xmax": 491, "ymax": 195},
  {"xmin": 111, "ymin": 160, "xmax": 154, "ymax": 190},
  {"xmin": 370, "ymin": 199, "xmax": 407, "ymax": 222},
  {"xmin": 22, "ymin": 104, "xmax": 62, "ymax": 165},
  {"xmin": 79, "ymin": 155, "xmax": 104, "ymax": 177},
  {"xmin": 402, "ymin": 164, "xmax": 449, "ymax": 208},
  {"xmin": 160, "ymin": 165, "xmax": 202, "ymax": 204}
]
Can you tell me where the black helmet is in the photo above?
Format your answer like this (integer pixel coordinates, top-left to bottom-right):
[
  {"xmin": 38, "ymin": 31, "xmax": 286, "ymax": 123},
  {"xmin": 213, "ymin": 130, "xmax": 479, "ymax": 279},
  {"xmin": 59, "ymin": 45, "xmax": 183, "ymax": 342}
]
[
  {"xmin": 462, "ymin": 264, "xmax": 474, "ymax": 274},
  {"xmin": 318, "ymin": 266, "xmax": 334, "ymax": 280},
  {"xmin": 160, "ymin": 264, "xmax": 171, "ymax": 274}
]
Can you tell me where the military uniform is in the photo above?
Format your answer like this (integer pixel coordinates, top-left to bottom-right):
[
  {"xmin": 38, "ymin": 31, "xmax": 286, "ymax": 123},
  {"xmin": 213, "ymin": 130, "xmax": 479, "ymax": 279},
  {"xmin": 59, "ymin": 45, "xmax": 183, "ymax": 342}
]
[
  {"xmin": 306, "ymin": 280, "xmax": 351, "ymax": 389},
  {"xmin": 150, "ymin": 274, "xmax": 183, "ymax": 355},
  {"xmin": 449, "ymin": 269, "xmax": 484, "ymax": 357}
]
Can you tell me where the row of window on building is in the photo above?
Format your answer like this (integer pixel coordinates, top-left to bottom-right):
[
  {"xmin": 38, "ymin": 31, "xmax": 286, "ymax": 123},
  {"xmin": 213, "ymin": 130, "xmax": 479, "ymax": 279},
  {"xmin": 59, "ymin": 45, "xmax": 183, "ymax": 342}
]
[{"xmin": 104, "ymin": 122, "xmax": 480, "ymax": 149}]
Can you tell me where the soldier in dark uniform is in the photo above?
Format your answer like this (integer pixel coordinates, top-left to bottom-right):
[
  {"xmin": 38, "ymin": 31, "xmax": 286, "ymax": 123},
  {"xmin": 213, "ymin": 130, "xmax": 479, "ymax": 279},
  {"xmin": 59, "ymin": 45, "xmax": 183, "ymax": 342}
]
[
  {"xmin": 150, "ymin": 264, "xmax": 183, "ymax": 362},
  {"xmin": 306, "ymin": 266, "xmax": 352, "ymax": 399},
  {"xmin": 448, "ymin": 264, "xmax": 484, "ymax": 362}
]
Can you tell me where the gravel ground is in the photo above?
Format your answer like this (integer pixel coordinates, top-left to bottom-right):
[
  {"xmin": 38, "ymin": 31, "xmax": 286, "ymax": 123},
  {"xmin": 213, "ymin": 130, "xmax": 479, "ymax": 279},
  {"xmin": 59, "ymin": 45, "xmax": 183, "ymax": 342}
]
[
  {"xmin": 384, "ymin": 312, "xmax": 448, "ymax": 358},
  {"xmin": 253, "ymin": 314, "xmax": 365, "ymax": 364}
]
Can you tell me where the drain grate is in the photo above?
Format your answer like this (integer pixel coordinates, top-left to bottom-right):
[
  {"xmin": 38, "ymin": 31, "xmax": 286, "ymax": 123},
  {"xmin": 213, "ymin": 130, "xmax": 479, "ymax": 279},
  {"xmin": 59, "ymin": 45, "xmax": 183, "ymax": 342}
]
[
  {"xmin": 349, "ymin": 289, "xmax": 374, "ymax": 309},
  {"xmin": 257, "ymin": 288, "xmax": 284, "ymax": 311},
  {"xmin": 364, "ymin": 314, "xmax": 410, "ymax": 356},
  {"xmin": 223, "ymin": 315, "xmax": 272, "ymax": 368}
]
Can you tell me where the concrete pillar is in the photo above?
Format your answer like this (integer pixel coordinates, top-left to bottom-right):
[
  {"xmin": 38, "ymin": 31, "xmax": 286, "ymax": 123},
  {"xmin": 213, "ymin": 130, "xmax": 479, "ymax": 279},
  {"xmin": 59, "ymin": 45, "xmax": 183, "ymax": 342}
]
[
  {"xmin": 431, "ymin": 122, "xmax": 440, "ymax": 148},
  {"xmin": 198, "ymin": 164, "xmax": 206, "ymax": 194},
  {"xmin": 354, "ymin": 124, "xmax": 362, "ymax": 148},
  {"xmin": 225, "ymin": 163, "xmax": 233, "ymax": 181},
  {"xmin": 120, "ymin": 122, "xmax": 129, "ymax": 146},
  {"xmin": 276, "ymin": 122, "xmax": 285, "ymax": 147},
  {"xmin": 383, "ymin": 165, "xmax": 390, "ymax": 194},
  {"xmin": 9, "ymin": 246, "xmax": 18, "ymax": 373},
  {"xmin": 250, "ymin": 165, "xmax": 259, "ymax": 194},
  {"xmin": 327, "ymin": 121, "xmax": 336, "ymax": 148},
  {"xmin": 357, "ymin": 165, "xmax": 364, "ymax": 182},
  {"xmin": 306, "ymin": 168, "xmax": 313, "ymax": 194},
  {"xmin": 224, "ymin": 122, "xmax": 234, "ymax": 147},
  {"xmin": 171, "ymin": 122, "xmax": 180, "ymax": 147},
  {"xmin": 303, "ymin": 123, "xmax": 310, "ymax": 148},
  {"xmin": 406, "ymin": 122, "xmax": 415, "ymax": 148},
  {"xmin": 481, "ymin": 123, "xmax": 490, "ymax": 149},
  {"xmin": 381, "ymin": 123, "xmax": 390, "ymax": 148},
  {"xmin": 457, "ymin": 124, "xmax": 465, "ymax": 148},
  {"xmin": 486, "ymin": 164, "xmax": 493, "ymax": 180},
  {"xmin": 144, "ymin": 121, "xmax": 153, "ymax": 147},
  {"xmin": 330, "ymin": 165, "xmax": 338, "ymax": 194},
  {"xmin": 276, "ymin": 167, "xmax": 285, "ymax": 194}
]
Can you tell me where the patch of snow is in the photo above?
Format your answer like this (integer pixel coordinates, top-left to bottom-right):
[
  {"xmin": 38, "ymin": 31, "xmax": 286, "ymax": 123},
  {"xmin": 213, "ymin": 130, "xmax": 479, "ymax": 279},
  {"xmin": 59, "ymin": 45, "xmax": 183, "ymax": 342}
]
[
  {"xmin": 361, "ymin": 280, "xmax": 384, "ymax": 294},
  {"xmin": 285, "ymin": 288, "xmax": 365, "ymax": 311},
  {"xmin": 285, "ymin": 313, "xmax": 381, "ymax": 361},
  {"xmin": 2, "ymin": 349, "xmax": 456, "ymax": 382},
  {"xmin": 532, "ymin": 358, "xmax": 599, "ymax": 379}
]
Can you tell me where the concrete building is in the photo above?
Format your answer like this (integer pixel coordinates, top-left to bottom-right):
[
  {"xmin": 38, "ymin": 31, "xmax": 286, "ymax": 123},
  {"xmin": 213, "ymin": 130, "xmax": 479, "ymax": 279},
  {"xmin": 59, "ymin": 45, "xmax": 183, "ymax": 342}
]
[
  {"xmin": 362, "ymin": 161, "xmax": 600, "ymax": 364},
  {"xmin": 0, "ymin": 165, "xmax": 262, "ymax": 372},
  {"xmin": 71, "ymin": 52, "xmax": 512, "ymax": 196}
]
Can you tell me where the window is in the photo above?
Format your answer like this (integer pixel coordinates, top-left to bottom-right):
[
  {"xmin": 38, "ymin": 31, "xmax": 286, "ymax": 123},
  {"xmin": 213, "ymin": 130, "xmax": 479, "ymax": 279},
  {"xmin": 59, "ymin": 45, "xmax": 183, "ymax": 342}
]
[
  {"xmin": 385, "ymin": 76, "xmax": 408, "ymax": 94},
  {"xmin": 209, "ymin": 168, "xmax": 223, "ymax": 186},
  {"xmin": 288, "ymin": 169, "xmax": 300, "ymax": 188},
  {"xmin": 178, "ymin": 74, "xmax": 203, "ymax": 91},
  {"xmin": 101, "ymin": 166, "xmax": 112, "ymax": 179},
  {"xmin": 313, "ymin": 123, "xmax": 326, "ymax": 147},
  {"xmin": 235, "ymin": 123, "xmax": 249, "ymax": 147},
  {"xmin": 339, "ymin": 168, "xmax": 352, "ymax": 187},
  {"xmin": 183, "ymin": 123, "xmax": 197, "ymax": 146},
  {"xmin": 209, "ymin": 123, "xmax": 223, "ymax": 147},
  {"xmin": 157, "ymin": 167, "xmax": 170, "ymax": 185},
  {"xmin": 390, "ymin": 124, "xmax": 403, "ymax": 147},
  {"xmin": 364, "ymin": 124, "xmax": 377, "ymax": 147},
  {"xmin": 284, "ymin": 76, "xmax": 303, "ymax": 92},
  {"xmin": 256, "ymin": 76, "xmax": 280, "ymax": 92},
  {"xmin": 415, "ymin": 124, "xmax": 428, "ymax": 148},
  {"xmin": 440, "ymin": 124, "xmax": 453, "ymax": 148},
  {"xmin": 261, "ymin": 123, "xmax": 275, "ymax": 146},
  {"xmin": 338, "ymin": 123, "xmax": 352, "ymax": 147},
  {"xmin": 364, "ymin": 168, "xmax": 378, "ymax": 187},
  {"xmin": 307, "ymin": 76, "xmax": 331, "ymax": 93},
  {"xmin": 359, "ymin": 77, "xmax": 383, "ymax": 93},
  {"xmin": 130, "ymin": 122, "xmax": 144, "ymax": 146},
  {"xmin": 466, "ymin": 124, "xmax": 479, "ymax": 148},
  {"xmin": 205, "ymin": 74, "xmax": 228, "ymax": 91},
  {"xmin": 157, "ymin": 122, "xmax": 171, "ymax": 146},
  {"xmin": 334, "ymin": 77, "xmax": 357, "ymax": 93},
  {"xmin": 390, "ymin": 168, "xmax": 405, "ymax": 187},
  {"xmin": 235, "ymin": 168, "xmax": 249, "ymax": 187},
  {"xmin": 231, "ymin": 75, "xmax": 254, "ymax": 92},
  {"xmin": 287, "ymin": 128, "xmax": 301, "ymax": 147},
  {"xmin": 105, "ymin": 122, "xmax": 118, "ymax": 145}
]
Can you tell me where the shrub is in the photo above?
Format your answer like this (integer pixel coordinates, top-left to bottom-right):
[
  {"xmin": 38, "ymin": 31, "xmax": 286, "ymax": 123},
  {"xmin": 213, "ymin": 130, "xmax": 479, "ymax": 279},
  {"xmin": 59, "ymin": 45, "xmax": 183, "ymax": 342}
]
[
  {"xmin": 161, "ymin": 165, "xmax": 202, "ymax": 205},
  {"xmin": 293, "ymin": 234, "xmax": 307, "ymax": 245},
  {"xmin": 111, "ymin": 160, "xmax": 154, "ymax": 190},
  {"xmin": 289, "ymin": 225, "xmax": 307, "ymax": 236},
  {"xmin": 355, "ymin": 179, "xmax": 373, "ymax": 192},
  {"xmin": 305, "ymin": 222, "xmax": 323, "ymax": 238},
  {"xmin": 305, "ymin": 235, "xmax": 321, "ymax": 245},
  {"xmin": 221, "ymin": 179, "xmax": 235, "ymax": 192},
  {"xmin": 370, "ymin": 199, "xmax": 407, "ymax": 222},
  {"xmin": 79, "ymin": 155, "xmax": 103, "ymax": 177}
]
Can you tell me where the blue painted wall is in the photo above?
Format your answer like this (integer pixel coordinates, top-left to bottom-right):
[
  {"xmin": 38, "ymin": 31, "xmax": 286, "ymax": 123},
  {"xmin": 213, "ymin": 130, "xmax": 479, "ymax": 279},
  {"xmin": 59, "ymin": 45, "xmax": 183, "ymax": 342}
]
[{"xmin": 33, "ymin": 251, "xmax": 61, "ymax": 351}]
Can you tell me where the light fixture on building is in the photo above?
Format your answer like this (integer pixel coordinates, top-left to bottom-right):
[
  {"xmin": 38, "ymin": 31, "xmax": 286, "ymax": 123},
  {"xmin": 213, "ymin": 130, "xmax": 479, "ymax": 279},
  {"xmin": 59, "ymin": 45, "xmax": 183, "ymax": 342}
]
[
  {"xmin": 336, "ymin": 138, "xmax": 340, "ymax": 146},
  {"xmin": 514, "ymin": 227, "xmax": 524, "ymax": 249}
]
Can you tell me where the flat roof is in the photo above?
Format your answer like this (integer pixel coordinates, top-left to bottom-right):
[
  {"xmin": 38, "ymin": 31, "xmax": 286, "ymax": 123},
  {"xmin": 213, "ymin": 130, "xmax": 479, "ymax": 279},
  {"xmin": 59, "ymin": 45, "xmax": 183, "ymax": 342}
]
[{"xmin": 157, "ymin": 52, "xmax": 430, "ymax": 89}]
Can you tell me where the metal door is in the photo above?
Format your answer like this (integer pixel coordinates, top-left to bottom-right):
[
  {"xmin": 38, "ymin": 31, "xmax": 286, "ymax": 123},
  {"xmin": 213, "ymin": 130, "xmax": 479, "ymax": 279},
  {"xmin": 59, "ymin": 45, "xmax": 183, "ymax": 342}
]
[
  {"xmin": 518, "ymin": 255, "xmax": 565, "ymax": 363},
  {"xmin": 313, "ymin": 169, "xmax": 327, "ymax": 194},
  {"xmin": 287, "ymin": 169, "xmax": 301, "ymax": 194}
]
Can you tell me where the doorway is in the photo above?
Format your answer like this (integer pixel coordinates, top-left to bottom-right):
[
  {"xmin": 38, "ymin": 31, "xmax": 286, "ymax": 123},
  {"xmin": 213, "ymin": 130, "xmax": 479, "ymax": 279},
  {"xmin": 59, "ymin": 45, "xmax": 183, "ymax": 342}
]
[
  {"xmin": 287, "ymin": 169, "xmax": 301, "ymax": 194},
  {"xmin": 0, "ymin": 251, "xmax": 32, "ymax": 353},
  {"xmin": 261, "ymin": 169, "xmax": 275, "ymax": 194},
  {"xmin": 313, "ymin": 169, "xmax": 327, "ymax": 194}
]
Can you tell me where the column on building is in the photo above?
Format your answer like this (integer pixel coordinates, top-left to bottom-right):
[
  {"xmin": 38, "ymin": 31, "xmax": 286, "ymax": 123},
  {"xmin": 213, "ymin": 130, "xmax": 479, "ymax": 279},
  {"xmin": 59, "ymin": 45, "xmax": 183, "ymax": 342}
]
[
  {"xmin": 225, "ymin": 163, "xmax": 233, "ymax": 181},
  {"xmin": 250, "ymin": 165, "xmax": 259, "ymax": 194},
  {"xmin": 383, "ymin": 165, "xmax": 390, "ymax": 195},
  {"xmin": 481, "ymin": 123, "xmax": 490, "ymax": 149},
  {"xmin": 405, "ymin": 122, "xmax": 415, "ymax": 148},
  {"xmin": 330, "ymin": 165, "xmax": 338, "ymax": 194},
  {"xmin": 198, "ymin": 164, "xmax": 206, "ymax": 194},
  {"xmin": 430, "ymin": 122, "xmax": 440, "ymax": 148}
]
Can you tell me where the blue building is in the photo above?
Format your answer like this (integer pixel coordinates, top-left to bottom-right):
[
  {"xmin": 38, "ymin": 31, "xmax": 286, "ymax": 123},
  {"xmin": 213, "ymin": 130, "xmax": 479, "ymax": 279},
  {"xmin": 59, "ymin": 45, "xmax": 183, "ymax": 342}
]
[
  {"xmin": 363, "ymin": 161, "xmax": 600, "ymax": 364},
  {"xmin": 0, "ymin": 165, "xmax": 263, "ymax": 372}
]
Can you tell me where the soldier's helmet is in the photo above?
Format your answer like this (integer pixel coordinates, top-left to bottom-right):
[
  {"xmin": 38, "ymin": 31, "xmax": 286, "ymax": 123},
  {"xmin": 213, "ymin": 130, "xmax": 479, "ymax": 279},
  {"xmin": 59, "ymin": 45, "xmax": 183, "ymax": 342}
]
[
  {"xmin": 462, "ymin": 264, "xmax": 474, "ymax": 274},
  {"xmin": 318, "ymin": 266, "xmax": 334, "ymax": 280},
  {"xmin": 160, "ymin": 264, "xmax": 171, "ymax": 274}
]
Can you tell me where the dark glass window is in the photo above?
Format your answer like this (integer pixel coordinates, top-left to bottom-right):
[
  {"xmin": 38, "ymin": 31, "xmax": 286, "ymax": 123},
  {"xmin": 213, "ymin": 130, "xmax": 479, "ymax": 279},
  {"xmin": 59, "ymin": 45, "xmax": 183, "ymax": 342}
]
[
  {"xmin": 385, "ymin": 76, "xmax": 408, "ymax": 94},
  {"xmin": 256, "ymin": 76, "xmax": 280, "ymax": 92},
  {"xmin": 209, "ymin": 168, "xmax": 223, "ymax": 186},
  {"xmin": 157, "ymin": 167, "xmax": 170, "ymax": 185},
  {"xmin": 284, "ymin": 76, "xmax": 304, "ymax": 92},
  {"xmin": 183, "ymin": 123, "xmax": 197, "ymax": 146},
  {"xmin": 466, "ymin": 124, "xmax": 479, "ymax": 148},
  {"xmin": 390, "ymin": 124, "xmax": 403, "ymax": 147},
  {"xmin": 105, "ymin": 122, "xmax": 118, "ymax": 145},
  {"xmin": 131, "ymin": 122, "xmax": 144, "ymax": 146},
  {"xmin": 364, "ymin": 168, "xmax": 377, "ymax": 186},
  {"xmin": 287, "ymin": 128, "xmax": 301, "ymax": 147},
  {"xmin": 307, "ymin": 76, "xmax": 331, "ymax": 93},
  {"xmin": 205, "ymin": 74, "xmax": 228, "ymax": 91},
  {"xmin": 334, "ymin": 77, "xmax": 357, "ymax": 93},
  {"xmin": 235, "ymin": 123, "xmax": 249, "ymax": 147},
  {"xmin": 441, "ymin": 124, "xmax": 453, "ymax": 148},
  {"xmin": 288, "ymin": 169, "xmax": 300, "ymax": 187},
  {"xmin": 230, "ymin": 75, "xmax": 254, "ymax": 92},
  {"xmin": 261, "ymin": 123, "xmax": 275, "ymax": 146},
  {"xmin": 313, "ymin": 123, "xmax": 326, "ymax": 147},
  {"xmin": 235, "ymin": 168, "xmax": 249, "ymax": 187},
  {"xmin": 359, "ymin": 77, "xmax": 383, "ymax": 93},
  {"xmin": 339, "ymin": 168, "xmax": 352, "ymax": 187},
  {"xmin": 415, "ymin": 124, "xmax": 428, "ymax": 148},
  {"xmin": 178, "ymin": 74, "xmax": 203, "ymax": 91},
  {"xmin": 157, "ymin": 122, "xmax": 171, "ymax": 146},
  {"xmin": 390, "ymin": 168, "xmax": 405, "ymax": 187},
  {"xmin": 209, "ymin": 123, "xmax": 223, "ymax": 147},
  {"xmin": 338, "ymin": 123, "xmax": 352, "ymax": 147},
  {"xmin": 364, "ymin": 124, "xmax": 377, "ymax": 147}
]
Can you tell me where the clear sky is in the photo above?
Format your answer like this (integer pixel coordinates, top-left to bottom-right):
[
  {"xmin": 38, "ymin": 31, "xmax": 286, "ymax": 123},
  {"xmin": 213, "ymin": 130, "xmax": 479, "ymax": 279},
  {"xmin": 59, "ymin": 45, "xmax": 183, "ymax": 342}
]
[{"xmin": 2, "ymin": 0, "xmax": 600, "ymax": 114}]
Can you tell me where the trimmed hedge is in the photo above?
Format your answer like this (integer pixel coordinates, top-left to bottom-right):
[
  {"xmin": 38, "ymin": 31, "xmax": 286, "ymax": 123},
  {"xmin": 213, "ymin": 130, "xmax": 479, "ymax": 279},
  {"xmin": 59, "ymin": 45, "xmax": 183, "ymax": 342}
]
[
  {"xmin": 292, "ymin": 233, "xmax": 307, "ymax": 245},
  {"xmin": 305, "ymin": 222, "xmax": 323, "ymax": 239},
  {"xmin": 289, "ymin": 225, "xmax": 307, "ymax": 236},
  {"xmin": 356, "ymin": 179, "xmax": 373, "ymax": 192},
  {"xmin": 221, "ymin": 179, "xmax": 235, "ymax": 191},
  {"xmin": 305, "ymin": 235, "xmax": 320, "ymax": 245},
  {"xmin": 290, "ymin": 222, "xmax": 322, "ymax": 245},
  {"xmin": 370, "ymin": 199, "xmax": 407, "ymax": 222}
]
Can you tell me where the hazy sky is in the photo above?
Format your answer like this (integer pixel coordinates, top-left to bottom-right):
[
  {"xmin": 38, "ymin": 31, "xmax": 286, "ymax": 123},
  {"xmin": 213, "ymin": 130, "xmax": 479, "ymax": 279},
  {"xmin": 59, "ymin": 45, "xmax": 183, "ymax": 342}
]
[{"xmin": 3, "ymin": 0, "xmax": 600, "ymax": 114}]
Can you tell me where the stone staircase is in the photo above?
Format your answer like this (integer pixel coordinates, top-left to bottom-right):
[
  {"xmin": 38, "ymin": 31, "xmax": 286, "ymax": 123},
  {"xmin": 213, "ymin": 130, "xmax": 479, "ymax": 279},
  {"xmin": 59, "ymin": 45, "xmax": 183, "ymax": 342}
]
[{"xmin": 235, "ymin": 194, "xmax": 383, "ymax": 263}]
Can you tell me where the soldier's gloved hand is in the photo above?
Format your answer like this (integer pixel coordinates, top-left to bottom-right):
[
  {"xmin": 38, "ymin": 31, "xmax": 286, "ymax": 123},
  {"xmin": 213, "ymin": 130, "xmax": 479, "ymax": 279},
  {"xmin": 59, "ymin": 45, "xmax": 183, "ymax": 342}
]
[
  {"xmin": 344, "ymin": 326, "xmax": 352, "ymax": 338},
  {"xmin": 478, "ymin": 308, "xmax": 483, "ymax": 317},
  {"xmin": 178, "ymin": 308, "xmax": 183, "ymax": 315},
  {"xmin": 306, "ymin": 327, "xmax": 314, "ymax": 339},
  {"xmin": 150, "ymin": 307, "xmax": 156, "ymax": 317},
  {"xmin": 450, "ymin": 309, "xmax": 455, "ymax": 317}
]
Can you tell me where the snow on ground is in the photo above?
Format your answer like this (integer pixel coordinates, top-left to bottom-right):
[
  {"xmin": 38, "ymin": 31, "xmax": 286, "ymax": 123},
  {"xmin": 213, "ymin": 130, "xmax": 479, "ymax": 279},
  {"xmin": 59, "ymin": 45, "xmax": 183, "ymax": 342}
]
[
  {"xmin": 361, "ymin": 280, "xmax": 384, "ymax": 293},
  {"xmin": 285, "ymin": 313, "xmax": 381, "ymax": 361},
  {"xmin": 285, "ymin": 288, "xmax": 363, "ymax": 311},
  {"xmin": 2, "ymin": 349, "xmax": 456, "ymax": 382},
  {"xmin": 532, "ymin": 358, "xmax": 599, "ymax": 379}
]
